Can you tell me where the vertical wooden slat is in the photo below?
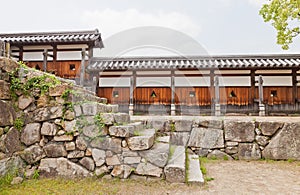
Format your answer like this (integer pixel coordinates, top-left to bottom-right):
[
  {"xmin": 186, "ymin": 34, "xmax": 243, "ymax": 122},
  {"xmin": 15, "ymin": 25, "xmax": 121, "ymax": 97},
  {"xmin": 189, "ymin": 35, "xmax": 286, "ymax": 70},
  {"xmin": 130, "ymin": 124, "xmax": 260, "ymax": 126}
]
[{"xmin": 43, "ymin": 49, "xmax": 48, "ymax": 72}]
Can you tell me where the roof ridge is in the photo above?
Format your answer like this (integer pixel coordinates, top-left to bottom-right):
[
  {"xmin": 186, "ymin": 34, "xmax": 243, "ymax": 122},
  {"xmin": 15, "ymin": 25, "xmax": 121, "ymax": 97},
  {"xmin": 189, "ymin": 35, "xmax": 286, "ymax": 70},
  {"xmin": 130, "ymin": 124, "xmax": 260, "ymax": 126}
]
[{"xmin": 0, "ymin": 29, "xmax": 99, "ymax": 37}]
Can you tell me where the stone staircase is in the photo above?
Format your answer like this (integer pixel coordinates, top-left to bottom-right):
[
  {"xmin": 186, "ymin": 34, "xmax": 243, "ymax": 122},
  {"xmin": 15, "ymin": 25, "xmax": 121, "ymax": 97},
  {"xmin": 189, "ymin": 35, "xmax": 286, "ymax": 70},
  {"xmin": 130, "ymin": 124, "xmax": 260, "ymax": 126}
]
[{"xmin": 107, "ymin": 118, "xmax": 204, "ymax": 184}]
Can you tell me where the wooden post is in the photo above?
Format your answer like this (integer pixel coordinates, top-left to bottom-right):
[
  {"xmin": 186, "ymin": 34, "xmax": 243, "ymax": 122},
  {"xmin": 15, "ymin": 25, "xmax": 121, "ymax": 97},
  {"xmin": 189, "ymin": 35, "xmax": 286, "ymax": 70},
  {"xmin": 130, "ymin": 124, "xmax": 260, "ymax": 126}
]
[
  {"xmin": 88, "ymin": 45, "xmax": 94, "ymax": 58},
  {"xmin": 129, "ymin": 70, "xmax": 136, "ymax": 115},
  {"xmin": 171, "ymin": 70, "xmax": 176, "ymax": 116},
  {"xmin": 258, "ymin": 75, "xmax": 265, "ymax": 116},
  {"xmin": 43, "ymin": 49, "xmax": 48, "ymax": 72},
  {"xmin": 80, "ymin": 48, "xmax": 86, "ymax": 86},
  {"xmin": 250, "ymin": 69, "xmax": 255, "ymax": 104},
  {"xmin": 5, "ymin": 42, "xmax": 10, "ymax": 58},
  {"xmin": 214, "ymin": 76, "xmax": 221, "ymax": 116},
  {"xmin": 19, "ymin": 46, "xmax": 23, "ymax": 61},
  {"xmin": 210, "ymin": 70, "xmax": 215, "ymax": 115},
  {"xmin": 0, "ymin": 41, "xmax": 4, "ymax": 57},
  {"xmin": 292, "ymin": 68, "xmax": 297, "ymax": 106}
]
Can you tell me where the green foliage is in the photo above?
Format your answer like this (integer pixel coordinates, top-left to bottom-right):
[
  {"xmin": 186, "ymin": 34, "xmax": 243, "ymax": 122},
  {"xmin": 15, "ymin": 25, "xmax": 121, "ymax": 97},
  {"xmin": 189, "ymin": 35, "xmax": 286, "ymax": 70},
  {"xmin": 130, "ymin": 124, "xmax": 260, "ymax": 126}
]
[
  {"xmin": 168, "ymin": 145, "xmax": 176, "ymax": 160},
  {"xmin": 205, "ymin": 177, "xmax": 214, "ymax": 182},
  {"xmin": 0, "ymin": 168, "xmax": 19, "ymax": 188},
  {"xmin": 61, "ymin": 89, "xmax": 75, "ymax": 101},
  {"xmin": 14, "ymin": 118, "xmax": 24, "ymax": 131},
  {"xmin": 223, "ymin": 155, "xmax": 229, "ymax": 161},
  {"xmin": 32, "ymin": 170, "xmax": 39, "ymax": 180},
  {"xmin": 170, "ymin": 122, "xmax": 176, "ymax": 132},
  {"xmin": 94, "ymin": 114, "xmax": 105, "ymax": 129},
  {"xmin": 260, "ymin": 0, "xmax": 300, "ymax": 49}
]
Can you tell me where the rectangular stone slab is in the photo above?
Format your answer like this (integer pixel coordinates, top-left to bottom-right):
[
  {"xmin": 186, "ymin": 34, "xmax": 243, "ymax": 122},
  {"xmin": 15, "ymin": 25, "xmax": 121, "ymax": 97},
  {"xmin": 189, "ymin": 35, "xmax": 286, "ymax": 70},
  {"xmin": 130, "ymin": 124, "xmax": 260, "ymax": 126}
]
[
  {"xmin": 187, "ymin": 154, "xmax": 204, "ymax": 184},
  {"xmin": 164, "ymin": 145, "xmax": 186, "ymax": 183}
]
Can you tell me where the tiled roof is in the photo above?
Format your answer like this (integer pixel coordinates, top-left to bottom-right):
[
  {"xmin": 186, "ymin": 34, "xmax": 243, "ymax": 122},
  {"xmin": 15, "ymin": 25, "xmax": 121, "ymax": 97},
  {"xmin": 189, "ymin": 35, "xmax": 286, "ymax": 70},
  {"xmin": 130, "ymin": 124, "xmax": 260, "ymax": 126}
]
[
  {"xmin": 87, "ymin": 54, "xmax": 300, "ymax": 71},
  {"xmin": 0, "ymin": 29, "xmax": 103, "ymax": 48}
]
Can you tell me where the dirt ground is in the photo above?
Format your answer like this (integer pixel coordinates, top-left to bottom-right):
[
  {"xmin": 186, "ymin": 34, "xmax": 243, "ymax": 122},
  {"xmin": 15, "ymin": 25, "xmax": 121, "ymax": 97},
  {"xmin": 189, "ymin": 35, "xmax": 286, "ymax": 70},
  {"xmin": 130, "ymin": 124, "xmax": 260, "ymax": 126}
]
[{"xmin": 118, "ymin": 160, "xmax": 300, "ymax": 195}]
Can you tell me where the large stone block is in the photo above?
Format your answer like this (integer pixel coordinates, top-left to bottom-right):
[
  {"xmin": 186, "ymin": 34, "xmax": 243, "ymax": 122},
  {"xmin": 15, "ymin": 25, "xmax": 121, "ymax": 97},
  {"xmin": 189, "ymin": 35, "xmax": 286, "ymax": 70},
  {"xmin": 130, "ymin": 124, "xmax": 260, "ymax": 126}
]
[
  {"xmin": 43, "ymin": 143, "xmax": 67, "ymax": 158},
  {"xmin": 259, "ymin": 121, "xmax": 283, "ymax": 136},
  {"xmin": 224, "ymin": 120, "xmax": 255, "ymax": 142},
  {"xmin": 92, "ymin": 149, "xmax": 106, "ymax": 167},
  {"xmin": 39, "ymin": 158, "xmax": 91, "ymax": 178},
  {"xmin": 2, "ymin": 127, "xmax": 22, "ymax": 154},
  {"xmin": 81, "ymin": 103, "xmax": 98, "ymax": 116},
  {"xmin": 170, "ymin": 132, "xmax": 190, "ymax": 146},
  {"xmin": 0, "ymin": 100, "xmax": 15, "ymax": 126},
  {"xmin": 32, "ymin": 106, "xmax": 63, "ymax": 122},
  {"xmin": 114, "ymin": 113, "xmax": 130, "ymax": 124},
  {"xmin": 90, "ymin": 137, "xmax": 122, "ymax": 154},
  {"xmin": 108, "ymin": 125, "xmax": 134, "ymax": 138},
  {"xmin": 198, "ymin": 119, "xmax": 223, "ymax": 129},
  {"xmin": 49, "ymin": 84, "xmax": 69, "ymax": 97},
  {"xmin": 41, "ymin": 122, "xmax": 57, "ymax": 136},
  {"xmin": 139, "ymin": 142, "xmax": 169, "ymax": 168},
  {"xmin": 262, "ymin": 123, "xmax": 300, "ymax": 160},
  {"xmin": 0, "ymin": 156, "xmax": 25, "ymax": 176},
  {"xmin": 188, "ymin": 128, "xmax": 224, "ymax": 149},
  {"xmin": 187, "ymin": 154, "xmax": 204, "ymax": 184},
  {"xmin": 136, "ymin": 162, "xmax": 162, "ymax": 177},
  {"xmin": 106, "ymin": 155, "xmax": 121, "ymax": 166},
  {"xmin": 174, "ymin": 120, "xmax": 193, "ymax": 132},
  {"xmin": 20, "ymin": 144, "xmax": 44, "ymax": 164},
  {"xmin": 18, "ymin": 95, "xmax": 33, "ymax": 110},
  {"xmin": 164, "ymin": 145, "xmax": 186, "ymax": 183},
  {"xmin": 101, "ymin": 113, "xmax": 115, "ymax": 125},
  {"xmin": 126, "ymin": 129, "xmax": 155, "ymax": 151},
  {"xmin": 21, "ymin": 123, "xmax": 41, "ymax": 146},
  {"xmin": 79, "ymin": 157, "xmax": 95, "ymax": 171},
  {"xmin": 111, "ymin": 165, "xmax": 132, "ymax": 179},
  {"xmin": 238, "ymin": 143, "xmax": 261, "ymax": 160}
]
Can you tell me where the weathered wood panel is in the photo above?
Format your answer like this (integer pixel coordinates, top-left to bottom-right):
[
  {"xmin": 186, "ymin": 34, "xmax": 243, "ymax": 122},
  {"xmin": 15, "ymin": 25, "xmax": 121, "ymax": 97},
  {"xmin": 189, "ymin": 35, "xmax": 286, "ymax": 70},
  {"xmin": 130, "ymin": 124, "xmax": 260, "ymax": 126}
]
[
  {"xmin": 219, "ymin": 87, "xmax": 251, "ymax": 106},
  {"xmin": 134, "ymin": 87, "xmax": 171, "ymax": 105},
  {"xmin": 262, "ymin": 86, "xmax": 293, "ymax": 105},
  {"xmin": 26, "ymin": 60, "xmax": 81, "ymax": 79},
  {"xmin": 98, "ymin": 87, "xmax": 130, "ymax": 104},
  {"xmin": 175, "ymin": 87, "xmax": 211, "ymax": 106}
]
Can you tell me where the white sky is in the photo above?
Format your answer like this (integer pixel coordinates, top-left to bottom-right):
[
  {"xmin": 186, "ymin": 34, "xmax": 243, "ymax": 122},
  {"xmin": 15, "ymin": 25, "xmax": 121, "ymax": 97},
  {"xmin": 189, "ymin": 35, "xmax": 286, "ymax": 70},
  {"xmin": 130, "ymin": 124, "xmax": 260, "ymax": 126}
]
[{"xmin": 1, "ymin": 0, "xmax": 300, "ymax": 55}]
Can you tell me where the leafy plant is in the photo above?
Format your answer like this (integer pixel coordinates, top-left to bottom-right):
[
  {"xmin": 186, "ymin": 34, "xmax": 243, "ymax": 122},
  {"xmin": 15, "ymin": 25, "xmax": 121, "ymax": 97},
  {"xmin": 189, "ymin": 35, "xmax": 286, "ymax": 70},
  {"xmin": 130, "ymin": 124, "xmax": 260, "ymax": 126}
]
[
  {"xmin": 14, "ymin": 118, "xmax": 24, "ymax": 131},
  {"xmin": 170, "ymin": 122, "xmax": 176, "ymax": 132},
  {"xmin": 32, "ymin": 170, "xmax": 40, "ymax": 180}
]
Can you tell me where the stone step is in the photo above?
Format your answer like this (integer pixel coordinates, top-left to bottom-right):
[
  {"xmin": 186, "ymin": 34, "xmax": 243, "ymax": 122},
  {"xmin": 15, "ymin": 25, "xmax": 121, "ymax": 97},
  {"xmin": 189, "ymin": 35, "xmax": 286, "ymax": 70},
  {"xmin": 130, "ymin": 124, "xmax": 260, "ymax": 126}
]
[
  {"xmin": 126, "ymin": 129, "xmax": 156, "ymax": 151},
  {"xmin": 187, "ymin": 154, "xmax": 204, "ymax": 185},
  {"xmin": 164, "ymin": 145, "xmax": 186, "ymax": 183},
  {"xmin": 108, "ymin": 122, "xmax": 145, "ymax": 138}
]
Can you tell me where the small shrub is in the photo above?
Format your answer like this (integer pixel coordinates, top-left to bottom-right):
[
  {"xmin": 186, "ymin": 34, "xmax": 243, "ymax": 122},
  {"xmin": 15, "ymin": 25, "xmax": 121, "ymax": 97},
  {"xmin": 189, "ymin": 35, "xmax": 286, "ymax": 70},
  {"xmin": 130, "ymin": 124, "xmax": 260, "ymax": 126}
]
[
  {"xmin": 32, "ymin": 170, "xmax": 40, "ymax": 180},
  {"xmin": 205, "ymin": 177, "xmax": 214, "ymax": 182},
  {"xmin": 170, "ymin": 122, "xmax": 176, "ymax": 132}
]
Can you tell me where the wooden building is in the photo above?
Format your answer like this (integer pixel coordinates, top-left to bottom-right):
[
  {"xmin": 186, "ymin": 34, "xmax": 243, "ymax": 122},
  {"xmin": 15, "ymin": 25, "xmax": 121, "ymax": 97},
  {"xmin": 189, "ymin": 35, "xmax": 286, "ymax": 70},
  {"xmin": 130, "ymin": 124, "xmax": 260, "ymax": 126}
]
[
  {"xmin": 87, "ymin": 55, "xmax": 300, "ymax": 115},
  {"xmin": 0, "ymin": 30, "xmax": 103, "ymax": 85}
]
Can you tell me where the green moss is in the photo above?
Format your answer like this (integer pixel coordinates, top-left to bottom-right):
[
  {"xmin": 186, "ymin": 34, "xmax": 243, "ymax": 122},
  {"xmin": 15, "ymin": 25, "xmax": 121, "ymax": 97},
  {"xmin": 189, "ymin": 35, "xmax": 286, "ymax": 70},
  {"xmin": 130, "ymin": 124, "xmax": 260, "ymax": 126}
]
[{"xmin": 14, "ymin": 118, "xmax": 24, "ymax": 131}]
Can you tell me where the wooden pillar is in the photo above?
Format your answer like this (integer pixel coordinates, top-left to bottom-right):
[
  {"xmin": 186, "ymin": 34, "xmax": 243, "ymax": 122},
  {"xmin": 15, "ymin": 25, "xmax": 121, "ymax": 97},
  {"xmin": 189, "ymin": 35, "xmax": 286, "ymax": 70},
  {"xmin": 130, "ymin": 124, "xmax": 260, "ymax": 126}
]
[
  {"xmin": 250, "ymin": 69, "xmax": 256, "ymax": 104},
  {"xmin": 80, "ymin": 48, "xmax": 86, "ymax": 86},
  {"xmin": 43, "ymin": 49, "xmax": 48, "ymax": 72},
  {"xmin": 5, "ymin": 42, "xmax": 10, "ymax": 58},
  {"xmin": 210, "ymin": 69, "xmax": 215, "ymax": 115},
  {"xmin": 292, "ymin": 68, "xmax": 298, "ymax": 105},
  {"xmin": 214, "ymin": 76, "xmax": 221, "ymax": 116},
  {"xmin": 129, "ymin": 70, "xmax": 136, "ymax": 115},
  {"xmin": 171, "ymin": 70, "xmax": 176, "ymax": 116},
  {"xmin": 52, "ymin": 45, "xmax": 57, "ymax": 75},
  {"xmin": 19, "ymin": 46, "xmax": 23, "ymax": 61},
  {"xmin": 0, "ymin": 41, "xmax": 4, "ymax": 57},
  {"xmin": 258, "ymin": 75, "xmax": 265, "ymax": 116}
]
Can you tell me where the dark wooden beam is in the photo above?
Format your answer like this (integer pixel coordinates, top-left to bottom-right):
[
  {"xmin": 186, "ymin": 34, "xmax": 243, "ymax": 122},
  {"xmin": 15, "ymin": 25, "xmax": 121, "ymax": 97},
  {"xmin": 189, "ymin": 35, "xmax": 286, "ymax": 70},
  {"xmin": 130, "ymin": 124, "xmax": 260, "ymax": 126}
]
[
  {"xmin": 250, "ymin": 69, "xmax": 256, "ymax": 104},
  {"xmin": 292, "ymin": 68, "xmax": 297, "ymax": 105},
  {"xmin": 18, "ymin": 46, "xmax": 23, "ymax": 61}
]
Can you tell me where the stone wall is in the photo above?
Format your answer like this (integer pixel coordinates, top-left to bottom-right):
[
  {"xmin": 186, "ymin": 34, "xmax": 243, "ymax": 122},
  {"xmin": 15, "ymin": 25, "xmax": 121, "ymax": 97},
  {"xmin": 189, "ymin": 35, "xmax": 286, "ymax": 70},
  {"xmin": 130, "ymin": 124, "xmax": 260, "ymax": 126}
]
[{"xmin": 0, "ymin": 57, "xmax": 299, "ymax": 184}]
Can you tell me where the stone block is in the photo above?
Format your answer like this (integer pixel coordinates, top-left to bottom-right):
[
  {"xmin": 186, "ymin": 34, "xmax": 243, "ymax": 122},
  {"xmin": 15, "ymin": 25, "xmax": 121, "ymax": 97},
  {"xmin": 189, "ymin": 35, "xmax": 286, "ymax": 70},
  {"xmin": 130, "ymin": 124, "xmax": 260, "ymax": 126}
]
[
  {"xmin": 187, "ymin": 154, "xmax": 204, "ymax": 184},
  {"xmin": 79, "ymin": 157, "xmax": 95, "ymax": 171},
  {"xmin": 174, "ymin": 120, "xmax": 193, "ymax": 132},
  {"xmin": 198, "ymin": 119, "xmax": 223, "ymax": 129},
  {"xmin": 136, "ymin": 162, "xmax": 162, "ymax": 177},
  {"xmin": 101, "ymin": 113, "xmax": 115, "ymax": 125},
  {"xmin": 109, "ymin": 125, "xmax": 134, "ymax": 138},
  {"xmin": 126, "ymin": 129, "xmax": 155, "ymax": 151},
  {"xmin": 65, "ymin": 142, "xmax": 76, "ymax": 151},
  {"xmin": 259, "ymin": 121, "xmax": 283, "ymax": 136},
  {"xmin": 224, "ymin": 120, "xmax": 255, "ymax": 142},
  {"xmin": 164, "ymin": 145, "xmax": 185, "ymax": 183},
  {"xmin": 18, "ymin": 95, "xmax": 33, "ymax": 110},
  {"xmin": 124, "ymin": 156, "xmax": 141, "ymax": 164},
  {"xmin": 39, "ymin": 158, "xmax": 91, "ymax": 178},
  {"xmin": 207, "ymin": 150, "xmax": 233, "ymax": 160},
  {"xmin": 139, "ymin": 142, "xmax": 169, "ymax": 168},
  {"xmin": 43, "ymin": 143, "xmax": 67, "ymax": 158},
  {"xmin": 41, "ymin": 122, "xmax": 57, "ymax": 136},
  {"xmin": 170, "ymin": 132, "xmax": 190, "ymax": 146},
  {"xmin": 262, "ymin": 122, "xmax": 300, "ymax": 160},
  {"xmin": 106, "ymin": 155, "xmax": 121, "ymax": 166},
  {"xmin": 20, "ymin": 145, "xmax": 44, "ymax": 164},
  {"xmin": 238, "ymin": 143, "xmax": 261, "ymax": 160},
  {"xmin": 0, "ymin": 100, "xmax": 16, "ymax": 126},
  {"xmin": 53, "ymin": 135, "xmax": 74, "ymax": 142},
  {"xmin": 90, "ymin": 138, "xmax": 122, "ymax": 154},
  {"xmin": 0, "ymin": 80, "xmax": 10, "ymax": 100},
  {"xmin": 114, "ymin": 113, "xmax": 130, "ymax": 124},
  {"xmin": 92, "ymin": 149, "xmax": 106, "ymax": 167},
  {"xmin": 255, "ymin": 135, "xmax": 270, "ymax": 147},
  {"xmin": 1, "ymin": 127, "xmax": 22, "ymax": 154},
  {"xmin": 21, "ymin": 123, "xmax": 41, "ymax": 146},
  {"xmin": 81, "ymin": 103, "xmax": 97, "ymax": 116},
  {"xmin": 188, "ymin": 128, "xmax": 224, "ymax": 149}
]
